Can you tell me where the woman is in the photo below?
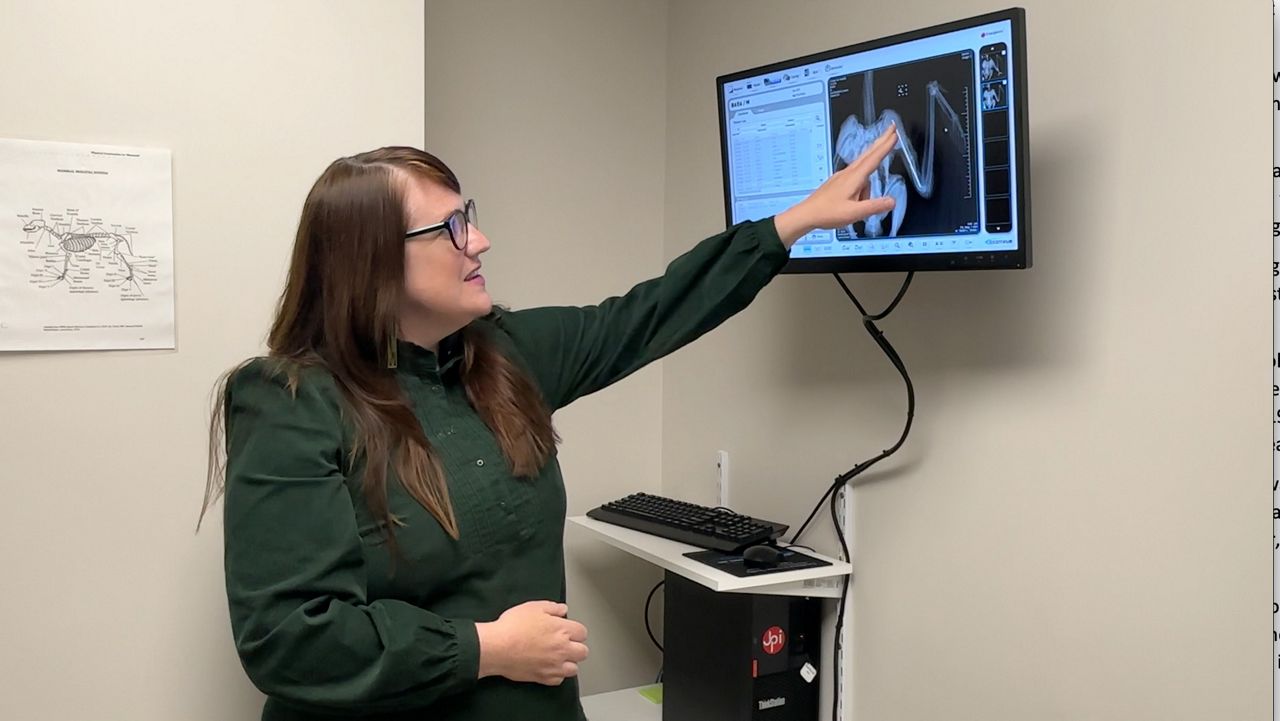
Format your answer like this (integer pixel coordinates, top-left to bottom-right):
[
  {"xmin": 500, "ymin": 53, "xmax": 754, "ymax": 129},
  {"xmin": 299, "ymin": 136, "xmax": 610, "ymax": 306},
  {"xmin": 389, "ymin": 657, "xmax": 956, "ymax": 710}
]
[{"xmin": 201, "ymin": 125, "xmax": 898, "ymax": 721}]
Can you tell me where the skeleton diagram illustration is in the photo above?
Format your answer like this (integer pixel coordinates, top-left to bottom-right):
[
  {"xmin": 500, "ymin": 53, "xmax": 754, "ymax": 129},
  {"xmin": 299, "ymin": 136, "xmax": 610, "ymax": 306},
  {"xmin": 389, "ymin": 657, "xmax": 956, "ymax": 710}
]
[
  {"xmin": 831, "ymin": 70, "xmax": 969, "ymax": 238},
  {"xmin": 20, "ymin": 218, "xmax": 146, "ymax": 294}
]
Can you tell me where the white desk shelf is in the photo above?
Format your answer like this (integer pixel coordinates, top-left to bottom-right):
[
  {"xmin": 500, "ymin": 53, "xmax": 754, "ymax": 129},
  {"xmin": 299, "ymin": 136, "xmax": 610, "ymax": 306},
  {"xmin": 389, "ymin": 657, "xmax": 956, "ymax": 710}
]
[{"xmin": 567, "ymin": 516, "xmax": 850, "ymax": 599}]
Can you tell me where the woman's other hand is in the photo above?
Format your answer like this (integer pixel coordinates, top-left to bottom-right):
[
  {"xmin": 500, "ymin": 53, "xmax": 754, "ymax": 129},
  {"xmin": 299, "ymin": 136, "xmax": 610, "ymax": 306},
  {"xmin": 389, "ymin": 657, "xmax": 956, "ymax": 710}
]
[{"xmin": 476, "ymin": 600, "xmax": 589, "ymax": 686}]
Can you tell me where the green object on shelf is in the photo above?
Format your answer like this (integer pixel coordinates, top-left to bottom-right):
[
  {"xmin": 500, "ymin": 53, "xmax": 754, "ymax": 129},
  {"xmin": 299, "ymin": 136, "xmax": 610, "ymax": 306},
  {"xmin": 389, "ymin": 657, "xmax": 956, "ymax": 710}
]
[{"xmin": 637, "ymin": 684, "xmax": 663, "ymax": 704}]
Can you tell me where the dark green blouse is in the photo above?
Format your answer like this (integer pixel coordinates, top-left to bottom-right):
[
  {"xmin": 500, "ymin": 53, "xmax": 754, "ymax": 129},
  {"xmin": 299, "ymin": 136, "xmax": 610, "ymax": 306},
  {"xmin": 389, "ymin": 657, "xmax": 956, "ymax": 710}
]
[{"xmin": 222, "ymin": 218, "xmax": 788, "ymax": 721}]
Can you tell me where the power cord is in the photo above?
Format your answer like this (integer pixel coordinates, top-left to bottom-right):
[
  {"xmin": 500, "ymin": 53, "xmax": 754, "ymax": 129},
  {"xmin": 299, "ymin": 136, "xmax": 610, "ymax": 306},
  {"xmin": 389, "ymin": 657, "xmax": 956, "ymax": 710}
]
[{"xmin": 788, "ymin": 271, "xmax": 916, "ymax": 721}]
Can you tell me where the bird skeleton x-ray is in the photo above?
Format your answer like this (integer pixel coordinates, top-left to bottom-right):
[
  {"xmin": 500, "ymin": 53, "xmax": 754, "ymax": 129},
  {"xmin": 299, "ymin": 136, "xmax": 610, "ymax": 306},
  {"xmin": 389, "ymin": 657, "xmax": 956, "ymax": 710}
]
[{"xmin": 832, "ymin": 69, "xmax": 968, "ymax": 239}]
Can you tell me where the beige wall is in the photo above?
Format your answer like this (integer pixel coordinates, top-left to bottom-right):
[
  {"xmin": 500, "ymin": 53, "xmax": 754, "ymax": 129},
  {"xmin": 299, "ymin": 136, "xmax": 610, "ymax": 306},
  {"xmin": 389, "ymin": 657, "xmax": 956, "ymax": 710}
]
[
  {"xmin": 0, "ymin": 1, "xmax": 426, "ymax": 719},
  {"xmin": 423, "ymin": 0, "xmax": 669, "ymax": 696},
  {"xmin": 661, "ymin": 2, "xmax": 1270, "ymax": 721}
]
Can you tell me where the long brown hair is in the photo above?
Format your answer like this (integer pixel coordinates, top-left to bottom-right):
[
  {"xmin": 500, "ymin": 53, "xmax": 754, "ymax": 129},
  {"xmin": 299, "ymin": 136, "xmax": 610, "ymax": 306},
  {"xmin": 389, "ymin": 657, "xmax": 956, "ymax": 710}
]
[{"xmin": 200, "ymin": 147, "xmax": 557, "ymax": 551}]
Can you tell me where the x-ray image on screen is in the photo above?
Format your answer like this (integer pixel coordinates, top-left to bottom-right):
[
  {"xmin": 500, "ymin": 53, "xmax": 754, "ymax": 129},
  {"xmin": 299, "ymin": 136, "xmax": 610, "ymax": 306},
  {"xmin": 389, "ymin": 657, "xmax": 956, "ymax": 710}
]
[
  {"xmin": 826, "ymin": 52, "xmax": 978, "ymax": 242},
  {"xmin": 980, "ymin": 47, "xmax": 1006, "ymax": 81},
  {"xmin": 981, "ymin": 79, "xmax": 1007, "ymax": 111}
]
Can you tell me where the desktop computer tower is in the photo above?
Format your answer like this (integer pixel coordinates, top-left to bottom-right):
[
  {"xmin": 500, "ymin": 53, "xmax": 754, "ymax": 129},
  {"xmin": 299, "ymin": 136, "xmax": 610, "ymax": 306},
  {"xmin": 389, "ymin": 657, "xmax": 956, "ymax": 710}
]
[{"xmin": 662, "ymin": 571, "xmax": 821, "ymax": 721}]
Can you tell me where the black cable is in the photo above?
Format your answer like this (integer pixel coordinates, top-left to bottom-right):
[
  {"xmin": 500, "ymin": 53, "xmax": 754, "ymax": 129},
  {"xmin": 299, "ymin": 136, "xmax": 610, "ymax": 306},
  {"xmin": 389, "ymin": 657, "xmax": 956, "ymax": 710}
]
[
  {"xmin": 644, "ymin": 580, "xmax": 664, "ymax": 684},
  {"xmin": 791, "ymin": 321, "xmax": 914, "ymax": 545},
  {"xmin": 829, "ymin": 492, "xmax": 852, "ymax": 721},
  {"xmin": 787, "ymin": 272, "xmax": 915, "ymax": 721},
  {"xmin": 644, "ymin": 580, "xmax": 664, "ymax": 653},
  {"xmin": 789, "ymin": 272, "xmax": 916, "ymax": 546},
  {"xmin": 834, "ymin": 271, "xmax": 912, "ymax": 321}
]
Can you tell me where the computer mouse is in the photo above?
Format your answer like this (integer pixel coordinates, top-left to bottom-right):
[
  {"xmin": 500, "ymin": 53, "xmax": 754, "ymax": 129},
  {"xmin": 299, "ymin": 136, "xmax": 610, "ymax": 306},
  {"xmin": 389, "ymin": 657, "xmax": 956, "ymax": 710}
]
[{"xmin": 741, "ymin": 544, "xmax": 784, "ymax": 568}]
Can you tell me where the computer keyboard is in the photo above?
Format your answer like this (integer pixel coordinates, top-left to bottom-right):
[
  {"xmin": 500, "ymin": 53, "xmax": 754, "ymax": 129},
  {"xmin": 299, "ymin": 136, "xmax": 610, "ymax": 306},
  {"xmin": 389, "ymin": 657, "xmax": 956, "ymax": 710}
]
[{"xmin": 586, "ymin": 492, "xmax": 787, "ymax": 553}]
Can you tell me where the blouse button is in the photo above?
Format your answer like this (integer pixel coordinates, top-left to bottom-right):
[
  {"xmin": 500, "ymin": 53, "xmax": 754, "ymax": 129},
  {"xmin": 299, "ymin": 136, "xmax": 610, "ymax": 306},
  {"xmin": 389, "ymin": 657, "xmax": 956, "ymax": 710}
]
[{"xmin": 476, "ymin": 459, "xmax": 485, "ymax": 467}]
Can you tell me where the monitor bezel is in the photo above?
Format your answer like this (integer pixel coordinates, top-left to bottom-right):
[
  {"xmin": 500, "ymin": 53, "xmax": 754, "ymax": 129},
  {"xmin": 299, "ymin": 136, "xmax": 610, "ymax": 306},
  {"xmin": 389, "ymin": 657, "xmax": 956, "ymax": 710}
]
[{"xmin": 716, "ymin": 7, "xmax": 1031, "ymax": 274}]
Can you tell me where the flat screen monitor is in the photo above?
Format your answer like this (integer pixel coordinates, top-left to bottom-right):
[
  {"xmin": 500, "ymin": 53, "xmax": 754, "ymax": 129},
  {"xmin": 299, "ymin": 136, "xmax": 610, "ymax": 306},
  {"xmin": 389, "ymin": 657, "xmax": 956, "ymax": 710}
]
[{"xmin": 717, "ymin": 8, "xmax": 1031, "ymax": 273}]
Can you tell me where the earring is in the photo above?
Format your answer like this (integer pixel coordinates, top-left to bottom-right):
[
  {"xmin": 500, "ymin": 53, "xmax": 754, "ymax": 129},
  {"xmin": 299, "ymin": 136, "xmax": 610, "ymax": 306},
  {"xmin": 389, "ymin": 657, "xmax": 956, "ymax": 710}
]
[{"xmin": 386, "ymin": 335, "xmax": 398, "ymax": 369}]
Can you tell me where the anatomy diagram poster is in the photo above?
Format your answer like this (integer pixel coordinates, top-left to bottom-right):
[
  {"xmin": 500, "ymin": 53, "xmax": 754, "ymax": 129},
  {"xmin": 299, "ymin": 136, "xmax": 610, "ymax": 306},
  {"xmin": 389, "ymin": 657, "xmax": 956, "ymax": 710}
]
[{"xmin": 0, "ymin": 138, "xmax": 174, "ymax": 351}]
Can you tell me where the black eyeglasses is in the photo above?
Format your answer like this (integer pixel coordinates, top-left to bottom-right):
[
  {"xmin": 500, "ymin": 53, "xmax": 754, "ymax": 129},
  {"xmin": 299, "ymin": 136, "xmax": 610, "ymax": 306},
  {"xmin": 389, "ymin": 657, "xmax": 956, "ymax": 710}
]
[{"xmin": 405, "ymin": 199, "xmax": 477, "ymax": 251}]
